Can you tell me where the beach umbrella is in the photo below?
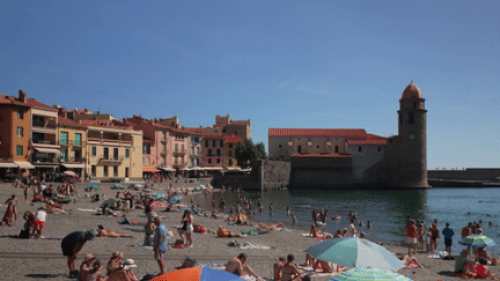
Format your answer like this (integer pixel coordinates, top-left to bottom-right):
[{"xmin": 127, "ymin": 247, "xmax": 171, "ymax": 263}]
[
  {"xmin": 329, "ymin": 267, "xmax": 412, "ymax": 281},
  {"xmin": 100, "ymin": 199, "xmax": 118, "ymax": 208},
  {"xmin": 63, "ymin": 171, "xmax": 77, "ymax": 177},
  {"xmin": 197, "ymin": 184, "xmax": 205, "ymax": 188},
  {"xmin": 459, "ymin": 235, "xmax": 495, "ymax": 248},
  {"xmin": 304, "ymin": 237, "xmax": 404, "ymax": 272},
  {"xmin": 87, "ymin": 183, "xmax": 99, "ymax": 190},
  {"xmin": 150, "ymin": 202, "xmax": 167, "ymax": 208},
  {"xmin": 168, "ymin": 195, "xmax": 183, "ymax": 202},
  {"xmin": 150, "ymin": 267, "xmax": 246, "ymax": 281},
  {"xmin": 113, "ymin": 183, "xmax": 123, "ymax": 188},
  {"xmin": 154, "ymin": 193, "xmax": 166, "ymax": 200}
]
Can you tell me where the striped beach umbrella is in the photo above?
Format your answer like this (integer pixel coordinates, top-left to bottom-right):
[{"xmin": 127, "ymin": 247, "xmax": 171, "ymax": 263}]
[
  {"xmin": 150, "ymin": 267, "xmax": 245, "ymax": 281},
  {"xmin": 459, "ymin": 235, "xmax": 495, "ymax": 248},
  {"xmin": 330, "ymin": 267, "xmax": 412, "ymax": 281}
]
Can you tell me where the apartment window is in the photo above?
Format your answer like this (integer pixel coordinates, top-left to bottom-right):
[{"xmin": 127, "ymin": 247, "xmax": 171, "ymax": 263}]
[
  {"xmin": 220, "ymin": 141, "xmax": 223, "ymax": 147},
  {"xmin": 216, "ymin": 158, "xmax": 220, "ymax": 164},
  {"xmin": 205, "ymin": 140, "xmax": 209, "ymax": 147},
  {"xmin": 216, "ymin": 149, "xmax": 221, "ymax": 156},
  {"xmin": 114, "ymin": 166, "xmax": 118, "ymax": 177},
  {"xmin": 143, "ymin": 144, "xmax": 151, "ymax": 155},
  {"xmin": 378, "ymin": 147, "xmax": 382, "ymax": 152},
  {"xmin": 125, "ymin": 167, "xmax": 129, "ymax": 178},
  {"xmin": 196, "ymin": 158, "xmax": 200, "ymax": 166},
  {"xmin": 103, "ymin": 148, "xmax": 109, "ymax": 159},
  {"xmin": 125, "ymin": 149, "xmax": 130, "ymax": 158},
  {"xmin": 113, "ymin": 148, "xmax": 119, "ymax": 160},
  {"xmin": 212, "ymin": 140, "xmax": 216, "ymax": 147},
  {"xmin": 358, "ymin": 147, "xmax": 362, "ymax": 152},
  {"xmin": 175, "ymin": 144, "xmax": 178, "ymax": 152},
  {"xmin": 162, "ymin": 157, "xmax": 166, "ymax": 166},
  {"xmin": 191, "ymin": 147, "xmax": 194, "ymax": 155},
  {"xmin": 162, "ymin": 144, "xmax": 166, "ymax": 153},
  {"xmin": 16, "ymin": 145, "xmax": 23, "ymax": 156},
  {"xmin": 145, "ymin": 157, "xmax": 150, "ymax": 165},
  {"xmin": 17, "ymin": 109, "xmax": 23, "ymax": 119},
  {"xmin": 196, "ymin": 147, "xmax": 200, "ymax": 155},
  {"xmin": 16, "ymin": 126, "xmax": 23, "ymax": 137},
  {"xmin": 408, "ymin": 112, "xmax": 415, "ymax": 124},
  {"xmin": 74, "ymin": 149, "xmax": 82, "ymax": 161},
  {"xmin": 61, "ymin": 148, "xmax": 68, "ymax": 161},
  {"xmin": 228, "ymin": 159, "xmax": 233, "ymax": 166},
  {"xmin": 191, "ymin": 158, "xmax": 194, "ymax": 166},
  {"xmin": 60, "ymin": 132, "xmax": 68, "ymax": 145},
  {"xmin": 229, "ymin": 144, "xmax": 233, "ymax": 149},
  {"xmin": 335, "ymin": 145, "xmax": 339, "ymax": 153},
  {"xmin": 92, "ymin": 147, "xmax": 97, "ymax": 156},
  {"xmin": 162, "ymin": 132, "xmax": 166, "ymax": 141},
  {"xmin": 208, "ymin": 149, "xmax": 212, "ymax": 156},
  {"xmin": 208, "ymin": 158, "xmax": 212, "ymax": 164},
  {"xmin": 103, "ymin": 166, "xmax": 108, "ymax": 177},
  {"xmin": 228, "ymin": 150, "xmax": 233, "ymax": 157},
  {"xmin": 91, "ymin": 165, "xmax": 96, "ymax": 177},
  {"xmin": 74, "ymin": 133, "xmax": 82, "ymax": 146},
  {"xmin": 181, "ymin": 144, "xmax": 184, "ymax": 152}
]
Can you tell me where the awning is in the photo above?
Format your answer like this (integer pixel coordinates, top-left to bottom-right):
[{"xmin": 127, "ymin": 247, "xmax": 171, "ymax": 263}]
[
  {"xmin": 143, "ymin": 166, "xmax": 160, "ymax": 173},
  {"xmin": 180, "ymin": 168, "xmax": 191, "ymax": 171},
  {"xmin": 0, "ymin": 162, "xmax": 17, "ymax": 168},
  {"xmin": 160, "ymin": 167, "xmax": 176, "ymax": 172},
  {"xmin": 207, "ymin": 166, "xmax": 223, "ymax": 170},
  {"xmin": 35, "ymin": 148, "xmax": 61, "ymax": 155},
  {"xmin": 62, "ymin": 163, "xmax": 85, "ymax": 169},
  {"xmin": 15, "ymin": 161, "xmax": 35, "ymax": 169}
]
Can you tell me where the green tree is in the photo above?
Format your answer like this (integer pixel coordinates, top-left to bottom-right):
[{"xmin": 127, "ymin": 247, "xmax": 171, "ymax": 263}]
[{"xmin": 235, "ymin": 139, "xmax": 266, "ymax": 168}]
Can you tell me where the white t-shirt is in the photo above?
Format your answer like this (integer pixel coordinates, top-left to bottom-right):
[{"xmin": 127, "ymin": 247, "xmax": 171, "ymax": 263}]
[
  {"xmin": 349, "ymin": 223, "xmax": 357, "ymax": 237},
  {"xmin": 35, "ymin": 210, "xmax": 47, "ymax": 222},
  {"xmin": 40, "ymin": 184, "xmax": 46, "ymax": 192}
]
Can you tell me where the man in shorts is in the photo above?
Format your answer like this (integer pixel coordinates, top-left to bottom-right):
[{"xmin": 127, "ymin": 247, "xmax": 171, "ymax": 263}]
[
  {"xmin": 61, "ymin": 229, "xmax": 97, "ymax": 278},
  {"xmin": 442, "ymin": 222, "xmax": 455, "ymax": 255},
  {"xmin": 225, "ymin": 253, "xmax": 263, "ymax": 281},
  {"xmin": 32, "ymin": 207, "xmax": 47, "ymax": 238},
  {"xmin": 406, "ymin": 220, "xmax": 418, "ymax": 256},
  {"xmin": 153, "ymin": 216, "xmax": 168, "ymax": 274}
]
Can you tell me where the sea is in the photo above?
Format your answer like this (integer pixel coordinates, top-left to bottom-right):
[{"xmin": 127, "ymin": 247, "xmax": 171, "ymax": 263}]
[{"xmin": 194, "ymin": 187, "xmax": 500, "ymax": 256}]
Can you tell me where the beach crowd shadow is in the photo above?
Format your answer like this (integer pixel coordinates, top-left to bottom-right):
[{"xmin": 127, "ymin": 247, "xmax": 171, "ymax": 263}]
[{"xmin": 25, "ymin": 273, "xmax": 67, "ymax": 279}]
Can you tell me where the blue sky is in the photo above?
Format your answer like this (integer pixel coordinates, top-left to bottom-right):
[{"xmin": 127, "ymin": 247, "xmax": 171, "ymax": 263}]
[{"xmin": 1, "ymin": 1, "xmax": 499, "ymax": 169}]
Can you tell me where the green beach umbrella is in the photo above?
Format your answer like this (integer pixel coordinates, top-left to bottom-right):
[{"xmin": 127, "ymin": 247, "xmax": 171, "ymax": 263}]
[
  {"xmin": 304, "ymin": 237, "xmax": 404, "ymax": 272},
  {"xmin": 459, "ymin": 235, "xmax": 495, "ymax": 248},
  {"xmin": 154, "ymin": 193, "xmax": 166, "ymax": 200},
  {"xmin": 329, "ymin": 267, "xmax": 412, "ymax": 281},
  {"xmin": 197, "ymin": 184, "xmax": 205, "ymax": 188}
]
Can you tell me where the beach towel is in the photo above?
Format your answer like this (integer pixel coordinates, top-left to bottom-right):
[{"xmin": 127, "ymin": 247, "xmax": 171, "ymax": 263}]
[
  {"xmin": 239, "ymin": 242, "xmax": 274, "ymax": 250},
  {"xmin": 273, "ymin": 228, "xmax": 292, "ymax": 232},
  {"xmin": 135, "ymin": 244, "xmax": 153, "ymax": 250},
  {"xmin": 241, "ymin": 229, "xmax": 270, "ymax": 236}
]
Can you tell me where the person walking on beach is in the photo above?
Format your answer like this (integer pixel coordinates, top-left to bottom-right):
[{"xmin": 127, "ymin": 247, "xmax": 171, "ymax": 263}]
[
  {"xmin": 61, "ymin": 230, "xmax": 97, "ymax": 278},
  {"xmin": 153, "ymin": 216, "xmax": 168, "ymax": 274},
  {"xmin": 442, "ymin": 223, "xmax": 455, "ymax": 255}
]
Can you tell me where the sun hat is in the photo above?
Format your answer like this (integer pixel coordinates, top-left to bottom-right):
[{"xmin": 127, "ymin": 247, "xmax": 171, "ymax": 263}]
[
  {"xmin": 87, "ymin": 229, "xmax": 97, "ymax": 240},
  {"xmin": 111, "ymin": 251, "xmax": 123, "ymax": 260},
  {"xmin": 122, "ymin": 259, "xmax": 137, "ymax": 270}
]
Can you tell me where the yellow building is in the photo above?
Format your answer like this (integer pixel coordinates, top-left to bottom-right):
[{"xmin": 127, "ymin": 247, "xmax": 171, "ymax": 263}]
[
  {"xmin": 83, "ymin": 121, "xmax": 143, "ymax": 180},
  {"xmin": 58, "ymin": 118, "xmax": 88, "ymax": 178}
]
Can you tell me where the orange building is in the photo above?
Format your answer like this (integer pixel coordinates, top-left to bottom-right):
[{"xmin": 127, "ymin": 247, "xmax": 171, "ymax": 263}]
[{"xmin": 0, "ymin": 90, "xmax": 37, "ymax": 177}]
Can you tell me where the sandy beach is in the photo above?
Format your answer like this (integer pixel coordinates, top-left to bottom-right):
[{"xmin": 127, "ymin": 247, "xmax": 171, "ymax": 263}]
[{"xmin": 0, "ymin": 181, "xmax": 499, "ymax": 281}]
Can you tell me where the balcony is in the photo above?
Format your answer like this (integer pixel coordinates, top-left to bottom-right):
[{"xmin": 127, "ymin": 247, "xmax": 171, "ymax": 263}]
[
  {"xmin": 99, "ymin": 156, "xmax": 124, "ymax": 163},
  {"xmin": 87, "ymin": 138, "xmax": 131, "ymax": 146},
  {"xmin": 60, "ymin": 140, "xmax": 84, "ymax": 147},
  {"xmin": 173, "ymin": 150, "xmax": 186, "ymax": 155},
  {"xmin": 60, "ymin": 157, "xmax": 86, "ymax": 163},
  {"xmin": 31, "ymin": 139, "xmax": 59, "ymax": 146},
  {"xmin": 32, "ymin": 116, "xmax": 57, "ymax": 132},
  {"xmin": 31, "ymin": 155, "xmax": 59, "ymax": 164}
]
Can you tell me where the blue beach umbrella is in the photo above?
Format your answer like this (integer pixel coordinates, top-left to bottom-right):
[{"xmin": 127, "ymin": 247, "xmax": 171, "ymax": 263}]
[
  {"xmin": 168, "ymin": 195, "xmax": 183, "ymax": 202},
  {"xmin": 459, "ymin": 235, "xmax": 495, "ymax": 248},
  {"xmin": 329, "ymin": 267, "xmax": 412, "ymax": 281},
  {"xmin": 304, "ymin": 237, "xmax": 404, "ymax": 272},
  {"xmin": 87, "ymin": 183, "xmax": 99, "ymax": 190}
]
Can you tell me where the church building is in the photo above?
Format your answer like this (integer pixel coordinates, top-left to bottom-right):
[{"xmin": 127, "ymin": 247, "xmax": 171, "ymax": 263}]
[{"xmin": 268, "ymin": 83, "xmax": 429, "ymax": 189}]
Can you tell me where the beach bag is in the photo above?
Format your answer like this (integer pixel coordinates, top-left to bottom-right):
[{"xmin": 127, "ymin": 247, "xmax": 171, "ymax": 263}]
[
  {"xmin": 492, "ymin": 257, "xmax": 500, "ymax": 266},
  {"xmin": 19, "ymin": 228, "xmax": 30, "ymax": 238}
]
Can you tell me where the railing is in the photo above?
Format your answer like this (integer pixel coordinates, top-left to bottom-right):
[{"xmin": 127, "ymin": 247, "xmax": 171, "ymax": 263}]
[
  {"xmin": 32, "ymin": 139, "xmax": 58, "ymax": 145},
  {"xmin": 87, "ymin": 138, "xmax": 101, "ymax": 142},
  {"xmin": 173, "ymin": 150, "xmax": 186, "ymax": 155},
  {"xmin": 0, "ymin": 157, "xmax": 14, "ymax": 161},
  {"xmin": 59, "ymin": 140, "xmax": 84, "ymax": 147},
  {"xmin": 32, "ymin": 119, "xmax": 57, "ymax": 129},
  {"xmin": 99, "ymin": 156, "xmax": 124, "ymax": 162},
  {"xmin": 31, "ymin": 156, "xmax": 58, "ymax": 163}
]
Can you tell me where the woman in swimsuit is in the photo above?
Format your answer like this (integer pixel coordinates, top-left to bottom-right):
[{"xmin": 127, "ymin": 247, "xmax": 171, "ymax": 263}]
[
  {"xmin": 179, "ymin": 210, "xmax": 193, "ymax": 246},
  {"xmin": 281, "ymin": 254, "xmax": 303, "ymax": 281}
]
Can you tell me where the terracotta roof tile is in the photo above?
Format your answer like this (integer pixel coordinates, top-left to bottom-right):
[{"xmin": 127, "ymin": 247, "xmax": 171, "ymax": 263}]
[
  {"xmin": 202, "ymin": 134, "xmax": 225, "ymax": 140},
  {"xmin": 269, "ymin": 128, "xmax": 367, "ymax": 138},
  {"xmin": 223, "ymin": 135, "xmax": 240, "ymax": 143},
  {"xmin": 58, "ymin": 118, "xmax": 87, "ymax": 127}
]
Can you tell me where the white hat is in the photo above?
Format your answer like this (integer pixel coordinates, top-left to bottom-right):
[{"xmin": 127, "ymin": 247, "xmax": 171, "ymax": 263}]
[{"xmin": 122, "ymin": 259, "xmax": 137, "ymax": 270}]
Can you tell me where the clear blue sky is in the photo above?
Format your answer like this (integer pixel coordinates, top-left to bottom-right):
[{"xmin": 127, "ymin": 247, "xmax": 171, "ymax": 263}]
[{"xmin": 1, "ymin": 1, "xmax": 499, "ymax": 169}]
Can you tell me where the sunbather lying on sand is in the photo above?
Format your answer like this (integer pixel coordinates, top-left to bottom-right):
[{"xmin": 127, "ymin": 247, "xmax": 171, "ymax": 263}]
[
  {"xmin": 259, "ymin": 222, "xmax": 286, "ymax": 230},
  {"xmin": 96, "ymin": 225, "xmax": 133, "ymax": 238},
  {"xmin": 193, "ymin": 223, "xmax": 216, "ymax": 234},
  {"xmin": 217, "ymin": 226, "xmax": 247, "ymax": 238}
]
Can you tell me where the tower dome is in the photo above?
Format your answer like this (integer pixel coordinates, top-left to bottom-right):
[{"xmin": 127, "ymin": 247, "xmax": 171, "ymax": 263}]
[{"xmin": 401, "ymin": 82, "xmax": 422, "ymax": 99}]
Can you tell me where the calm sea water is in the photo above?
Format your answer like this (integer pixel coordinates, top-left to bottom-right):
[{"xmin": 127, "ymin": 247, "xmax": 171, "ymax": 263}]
[{"xmin": 194, "ymin": 188, "xmax": 500, "ymax": 256}]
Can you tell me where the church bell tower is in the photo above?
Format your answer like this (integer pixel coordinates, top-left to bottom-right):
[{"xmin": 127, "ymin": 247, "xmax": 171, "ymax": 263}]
[{"xmin": 393, "ymin": 82, "xmax": 428, "ymax": 188}]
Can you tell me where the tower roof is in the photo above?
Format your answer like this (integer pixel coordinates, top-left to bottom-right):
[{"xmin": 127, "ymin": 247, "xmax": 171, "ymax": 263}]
[{"xmin": 401, "ymin": 82, "xmax": 422, "ymax": 99}]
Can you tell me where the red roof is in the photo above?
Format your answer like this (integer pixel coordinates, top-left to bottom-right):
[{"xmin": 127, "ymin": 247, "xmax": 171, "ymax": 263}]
[
  {"xmin": 143, "ymin": 138, "xmax": 155, "ymax": 143},
  {"xmin": 58, "ymin": 118, "xmax": 87, "ymax": 127},
  {"xmin": 223, "ymin": 135, "xmax": 241, "ymax": 143},
  {"xmin": 367, "ymin": 134, "xmax": 386, "ymax": 140},
  {"xmin": 291, "ymin": 153, "xmax": 352, "ymax": 158},
  {"xmin": 182, "ymin": 127, "xmax": 202, "ymax": 134},
  {"xmin": 401, "ymin": 82, "xmax": 422, "ymax": 99},
  {"xmin": 269, "ymin": 128, "xmax": 367, "ymax": 138},
  {"xmin": 346, "ymin": 139, "xmax": 387, "ymax": 145},
  {"xmin": 0, "ymin": 94, "xmax": 54, "ymax": 110},
  {"xmin": 79, "ymin": 119, "xmax": 135, "ymax": 130}
]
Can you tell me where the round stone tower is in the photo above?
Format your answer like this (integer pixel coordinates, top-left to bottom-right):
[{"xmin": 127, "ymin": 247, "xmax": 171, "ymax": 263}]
[{"xmin": 394, "ymin": 82, "xmax": 429, "ymax": 188}]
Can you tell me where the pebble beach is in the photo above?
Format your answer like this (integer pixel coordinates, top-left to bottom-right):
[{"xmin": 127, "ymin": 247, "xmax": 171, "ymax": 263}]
[{"xmin": 1, "ymin": 181, "xmax": 499, "ymax": 281}]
